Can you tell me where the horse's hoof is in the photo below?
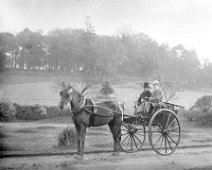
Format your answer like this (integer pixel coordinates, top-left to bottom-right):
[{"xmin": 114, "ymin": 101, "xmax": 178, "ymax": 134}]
[{"xmin": 111, "ymin": 152, "xmax": 119, "ymax": 156}]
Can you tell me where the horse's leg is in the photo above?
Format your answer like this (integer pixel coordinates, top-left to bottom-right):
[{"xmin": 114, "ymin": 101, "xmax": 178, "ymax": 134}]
[
  {"xmin": 108, "ymin": 117, "xmax": 122, "ymax": 156},
  {"xmin": 74, "ymin": 123, "xmax": 81, "ymax": 156},
  {"xmin": 80, "ymin": 124, "xmax": 86, "ymax": 156},
  {"xmin": 75, "ymin": 123, "xmax": 86, "ymax": 159},
  {"xmin": 75, "ymin": 124, "xmax": 80, "ymax": 154}
]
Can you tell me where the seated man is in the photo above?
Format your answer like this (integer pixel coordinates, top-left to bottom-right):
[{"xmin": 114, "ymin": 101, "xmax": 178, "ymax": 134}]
[
  {"xmin": 144, "ymin": 80, "xmax": 163, "ymax": 115},
  {"xmin": 134, "ymin": 82, "xmax": 151, "ymax": 116}
]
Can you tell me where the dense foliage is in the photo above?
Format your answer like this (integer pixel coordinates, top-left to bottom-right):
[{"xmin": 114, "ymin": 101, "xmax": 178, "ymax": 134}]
[
  {"xmin": 0, "ymin": 101, "xmax": 15, "ymax": 121},
  {"xmin": 100, "ymin": 81, "xmax": 114, "ymax": 98},
  {"xmin": 0, "ymin": 26, "xmax": 211, "ymax": 85},
  {"xmin": 184, "ymin": 95, "xmax": 212, "ymax": 127},
  {"xmin": 0, "ymin": 102, "xmax": 71, "ymax": 121}
]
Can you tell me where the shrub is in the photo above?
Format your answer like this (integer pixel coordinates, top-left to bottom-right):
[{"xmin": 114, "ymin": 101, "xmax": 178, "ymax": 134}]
[
  {"xmin": 183, "ymin": 110, "xmax": 199, "ymax": 122},
  {"xmin": 46, "ymin": 106, "xmax": 72, "ymax": 118},
  {"xmin": 57, "ymin": 127, "xmax": 77, "ymax": 148},
  {"xmin": 1, "ymin": 101, "xmax": 71, "ymax": 121},
  {"xmin": 14, "ymin": 104, "xmax": 44, "ymax": 120},
  {"xmin": 184, "ymin": 95, "xmax": 212, "ymax": 127},
  {"xmin": 0, "ymin": 101, "xmax": 15, "ymax": 122},
  {"xmin": 195, "ymin": 114, "xmax": 212, "ymax": 127},
  {"xmin": 46, "ymin": 106, "xmax": 61, "ymax": 118},
  {"xmin": 100, "ymin": 81, "xmax": 114, "ymax": 98},
  {"xmin": 190, "ymin": 95, "xmax": 212, "ymax": 113}
]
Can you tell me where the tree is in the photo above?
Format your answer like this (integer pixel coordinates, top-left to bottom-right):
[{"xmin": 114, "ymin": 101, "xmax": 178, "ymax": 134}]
[
  {"xmin": 16, "ymin": 28, "xmax": 46, "ymax": 70},
  {"xmin": 198, "ymin": 59, "xmax": 212, "ymax": 86},
  {"xmin": 0, "ymin": 32, "xmax": 18, "ymax": 69},
  {"xmin": 0, "ymin": 50, "xmax": 6, "ymax": 71},
  {"xmin": 100, "ymin": 81, "xmax": 114, "ymax": 98}
]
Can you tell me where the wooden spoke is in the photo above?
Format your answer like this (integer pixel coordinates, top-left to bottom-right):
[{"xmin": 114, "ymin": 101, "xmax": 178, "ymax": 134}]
[
  {"xmin": 156, "ymin": 118, "xmax": 164, "ymax": 129},
  {"xmin": 130, "ymin": 136, "xmax": 134, "ymax": 150},
  {"xmin": 165, "ymin": 113, "xmax": 171, "ymax": 129},
  {"xmin": 165, "ymin": 136, "xmax": 167, "ymax": 154},
  {"xmin": 167, "ymin": 134, "xmax": 177, "ymax": 145},
  {"xmin": 168, "ymin": 126, "xmax": 179, "ymax": 131},
  {"xmin": 122, "ymin": 124, "xmax": 129, "ymax": 129},
  {"xmin": 132, "ymin": 135, "xmax": 138, "ymax": 149},
  {"xmin": 166, "ymin": 136, "xmax": 173, "ymax": 151},
  {"xmin": 126, "ymin": 136, "xmax": 131, "ymax": 150},
  {"xmin": 169, "ymin": 132, "xmax": 180, "ymax": 136},
  {"xmin": 121, "ymin": 134, "xmax": 130, "ymax": 145},
  {"xmin": 133, "ymin": 134, "xmax": 143, "ymax": 145},
  {"xmin": 168, "ymin": 118, "xmax": 176, "ymax": 129},
  {"xmin": 154, "ymin": 134, "xmax": 163, "ymax": 146},
  {"xmin": 121, "ymin": 132, "xmax": 129, "ymax": 136},
  {"xmin": 160, "ymin": 136, "xmax": 164, "ymax": 148}
]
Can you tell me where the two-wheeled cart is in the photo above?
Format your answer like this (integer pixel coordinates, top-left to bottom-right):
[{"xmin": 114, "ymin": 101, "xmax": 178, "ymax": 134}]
[{"xmin": 120, "ymin": 102, "xmax": 184, "ymax": 155}]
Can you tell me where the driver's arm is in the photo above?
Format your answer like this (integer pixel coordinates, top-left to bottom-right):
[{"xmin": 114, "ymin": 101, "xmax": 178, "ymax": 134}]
[{"xmin": 137, "ymin": 92, "xmax": 144, "ymax": 105}]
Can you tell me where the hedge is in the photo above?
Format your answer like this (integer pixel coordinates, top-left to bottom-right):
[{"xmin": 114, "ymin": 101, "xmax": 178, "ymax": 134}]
[
  {"xmin": 0, "ymin": 101, "xmax": 72, "ymax": 121},
  {"xmin": 0, "ymin": 101, "xmax": 16, "ymax": 121}
]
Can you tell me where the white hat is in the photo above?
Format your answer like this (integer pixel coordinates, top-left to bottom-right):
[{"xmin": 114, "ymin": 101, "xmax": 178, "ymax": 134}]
[{"xmin": 152, "ymin": 80, "xmax": 159, "ymax": 85}]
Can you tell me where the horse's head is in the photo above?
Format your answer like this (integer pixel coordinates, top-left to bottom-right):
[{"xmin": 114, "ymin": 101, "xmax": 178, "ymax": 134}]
[{"xmin": 58, "ymin": 85, "xmax": 74, "ymax": 110}]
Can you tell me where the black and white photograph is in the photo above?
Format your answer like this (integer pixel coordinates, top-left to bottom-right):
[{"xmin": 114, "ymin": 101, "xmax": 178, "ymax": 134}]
[{"xmin": 0, "ymin": 0, "xmax": 212, "ymax": 169}]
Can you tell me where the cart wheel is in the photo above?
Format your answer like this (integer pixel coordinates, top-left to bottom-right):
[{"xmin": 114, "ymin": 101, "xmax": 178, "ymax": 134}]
[
  {"xmin": 120, "ymin": 121, "xmax": 146, "ymax": 153},
  {"xmin": 148, "ymin": 109, "xmax": 181, "ymax": 156}
]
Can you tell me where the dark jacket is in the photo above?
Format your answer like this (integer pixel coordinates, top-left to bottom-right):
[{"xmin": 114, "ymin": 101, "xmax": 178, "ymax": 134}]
[{"xmin": 137, "ymin": 90, "xmax": 151, "ymax": 105}]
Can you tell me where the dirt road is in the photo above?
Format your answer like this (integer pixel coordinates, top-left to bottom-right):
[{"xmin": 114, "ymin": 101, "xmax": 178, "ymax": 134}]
[{"xmin": 1, "ymin": 147, "xmax": 212, "ymax": 170}]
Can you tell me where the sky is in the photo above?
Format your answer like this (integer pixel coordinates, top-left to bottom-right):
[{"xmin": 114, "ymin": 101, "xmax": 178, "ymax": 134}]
[{"xmin": 1, "ymin": 0, "xmax": 212, "ymax": 62}]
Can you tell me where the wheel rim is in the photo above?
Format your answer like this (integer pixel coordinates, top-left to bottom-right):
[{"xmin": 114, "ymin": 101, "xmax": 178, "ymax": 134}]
[
  {"xmin": 149, "ymin": 109, "xmax": 181, "ymax": 155},
  {"xmin": 120, "ymin": 122, "xmax": 146, "ymax": 153}
]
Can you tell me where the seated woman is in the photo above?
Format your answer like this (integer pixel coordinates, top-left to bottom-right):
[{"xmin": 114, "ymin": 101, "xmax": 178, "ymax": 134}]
[
  {"xmin": 149, "ymin": 80, "xmax": 163, "ymax": 102},
  {"xmin": 134, "ymin": 82, "xmax": 151, "ymax": 116}
]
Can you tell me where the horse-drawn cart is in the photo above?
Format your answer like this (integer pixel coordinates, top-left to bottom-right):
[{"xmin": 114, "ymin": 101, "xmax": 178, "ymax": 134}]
[
  {"xmin": 120, "ymin": 102, "xmax": 184, "ymax": 155},
  {"xmin": 59, "ymin": 84, "xmax": 184, "ymax": 157}
]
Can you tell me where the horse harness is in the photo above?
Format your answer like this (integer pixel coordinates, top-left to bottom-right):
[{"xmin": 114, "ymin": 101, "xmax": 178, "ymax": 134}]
[
  {"xmin": 70, "ymin": 97, "xmax": 122, "ymax": 126},
  {"xmin": 70, "ymin": 97, "xmax": 122, "ymax": 117}
]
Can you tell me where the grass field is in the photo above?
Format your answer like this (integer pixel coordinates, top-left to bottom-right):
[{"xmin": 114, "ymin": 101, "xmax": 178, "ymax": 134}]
[
  {"xmin": 1, "ymin": 78, "xmax": 211, "ymax": 109},
  {"xmin": 1, "ymin": 120, "xmax": 212, "ymax": 154}
]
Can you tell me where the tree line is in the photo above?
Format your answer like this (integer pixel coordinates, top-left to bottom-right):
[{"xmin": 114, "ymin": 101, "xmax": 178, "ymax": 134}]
[{"xmin": 0, "ymin": 27, "xmax": 212, "ymax": 86}]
